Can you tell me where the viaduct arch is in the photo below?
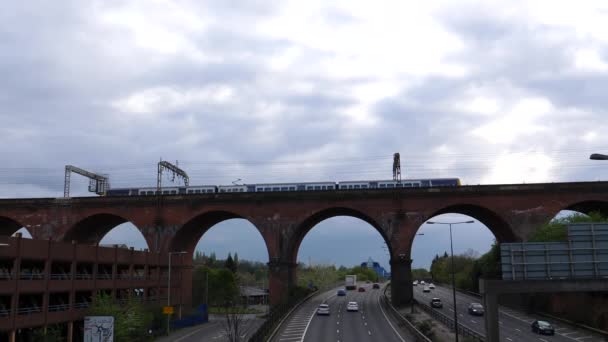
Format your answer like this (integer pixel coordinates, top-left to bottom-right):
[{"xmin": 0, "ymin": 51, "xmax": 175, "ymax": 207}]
[{"xmin": 1, "ymin": 181, "xmax": 608, "ymax": 307}]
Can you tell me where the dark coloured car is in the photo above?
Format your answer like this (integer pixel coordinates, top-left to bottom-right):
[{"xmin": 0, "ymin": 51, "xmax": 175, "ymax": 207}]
[
  {"xmin": 430, "ymin": 298, "xmax": 443, "ymax": 308},
  {"xmin": 358, "ymin": 286, "xmax": 366, "ymax": 292},
  {"xmin": 337, "ymin": 289, "xmax": 346, "ymax": 296},
  {"xmin": 468, "ymin": 303, "xmax": 484, "ymax": 316},
  {"xmin": 531, "ymin": 320, "xmax": 555, "ymax": 335},
  {"xmin": 372, "ymin": 283, "xmax": 380, "ymax": 289}
]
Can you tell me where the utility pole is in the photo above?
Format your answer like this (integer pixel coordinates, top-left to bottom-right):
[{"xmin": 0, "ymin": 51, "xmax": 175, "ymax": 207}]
[
  {"xmin": 393, "ymin": 153, "xmax": 402, "ymax": 182},
  {"xmin": 154, "ymin": 159, "xmax": 189, "ymax": 251},
  {"xmin": 64, "ymin": 165, "xmax": 109, "ymax": 197}
]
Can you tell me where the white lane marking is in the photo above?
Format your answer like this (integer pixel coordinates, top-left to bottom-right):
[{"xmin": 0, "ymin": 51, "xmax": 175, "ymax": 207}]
[
  {"xmin": 506, "ymin": 338, "xmax": 513, "ymax": 341},
  {"xmin": 515, "ymin": 328, "xmax": 521, "ymax": 332},
  {"xmin": 377, "ymin": 293, "xmax": 405, "ymax": 342},
  {"xmin": 368, "ymin": 330, "xmax": 372, "ymax": 335},
  {"xmin": 539, "ymin": 338, "xmax": 548, "ymax": 342},
  {"xmin": 279, "ymin": 337, "xmax": 303, "ymax": 341},
  {"xmin": 576, "ymin": 336, "xmax": 593, "ymax": 340}
]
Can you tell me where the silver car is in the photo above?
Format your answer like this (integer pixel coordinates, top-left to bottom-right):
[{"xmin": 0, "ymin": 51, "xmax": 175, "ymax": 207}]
[{"xmin": 317, "ymin": 303, "xmax": 330, "ymax": 315}]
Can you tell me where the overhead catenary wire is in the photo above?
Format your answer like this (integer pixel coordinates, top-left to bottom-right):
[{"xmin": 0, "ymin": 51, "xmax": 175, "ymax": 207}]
[{"xmin": 1, "ymin": 146, "xmax": 607, "ymax": 192}]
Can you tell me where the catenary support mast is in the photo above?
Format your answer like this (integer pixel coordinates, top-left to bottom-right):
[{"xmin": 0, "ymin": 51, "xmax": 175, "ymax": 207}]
[{"xmin": 64, "ymin": 165, "xmax": 109, "ymax": 197}]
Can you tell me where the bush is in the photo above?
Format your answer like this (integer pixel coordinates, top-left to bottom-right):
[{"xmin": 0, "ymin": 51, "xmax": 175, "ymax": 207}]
[{"xmin": 415, "ymin": 319, "xmax": 435, "ymax": 339}]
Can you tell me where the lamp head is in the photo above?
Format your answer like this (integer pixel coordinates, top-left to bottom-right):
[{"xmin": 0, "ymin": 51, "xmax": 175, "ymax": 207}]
[{"xmin": 590, "ymin": 153, "xmax": 608, "ymax": 160}]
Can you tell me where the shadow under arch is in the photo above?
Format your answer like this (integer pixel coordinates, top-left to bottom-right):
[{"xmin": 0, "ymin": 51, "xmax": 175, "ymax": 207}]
[
  {"xmin": 424, "ymin": 204, "xmax": 517, "ymax": 245},
  {"xmin": 63, "ymin": 213, "xmax": 132, "ymax": 244},
  {"xmin": 289, "ymin": 207, "xmax": 390, "ymax": 264},
  {"xmin": 0, "ymin": 216, "xmax": 29, "ymax": 237},
  {"xmin": 563, "ymin": 200, "xmax": 608, "ymax": 217},
  {"xmin": 171, "ymin": 210, "xmax": 270, "ymax": 258}
]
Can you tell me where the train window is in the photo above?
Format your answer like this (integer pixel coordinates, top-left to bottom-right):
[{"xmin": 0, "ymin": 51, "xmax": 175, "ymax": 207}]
[
  {"xmin": 306, "ymin": 186, "xmax": 312, "ymax": 190},
  {"xmin": 361, "ymin": 185, "xmax": 368, "ymax": 189},
  {"xmin": 281, "ymin": 187, "xmax": 288, "ymax": 191},
  {"xmin": 220, "ymin": 189, "xmax": 225, "ymax": 192},
  {"xmin": 314, "ymin": 186, "xmax": 320, "ymax": 190},
  {"xmin": 404, "ymin": 183, "xmax": 411, "ymax": 187},
  {"xmin": 172, "ymin": 190, "xmax": 177, "ymax": 194},
  {"xmin": 340, "ymin": 185, "xmax": 347, "ymax": 189},
  {"xmin": 354, "ymin": 185, "xmax": 360, "ymax": 189},
  {"xmin": 208, "ymin": 189, "xmax": 214, "ymax": 193},
  {"xmin": 273, "ymin": 187, "xmax": 280, "ymax": 191},
  {"xmin": 289, "ymin": 187, "xmax": 296, "ymax": 191},
  {"xmin": 413, "ymin": 184, "xmax": 420, "ymax": 187},
  {"xmin": 396, "ymin": 183, "xmax": 403, "ymax": 188},
  {"xmin": 387, "ymin": 184, "xmax": 395, "ymax": 188},
  {"xmin": 265, "ymin": 187, "xmax": 271, "ymax": 191},
  {"xmin": 379, "ymin": 184, "xmax": 386, "ymax": 188}
]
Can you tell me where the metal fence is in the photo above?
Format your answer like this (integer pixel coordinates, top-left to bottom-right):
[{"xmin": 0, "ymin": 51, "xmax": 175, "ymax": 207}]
[
  {"xmin": 414, "ymin": 299, "xmax": 485, "ymax": 341},
  {"xmin": 379, "ymin": 290, "xmax": 431, "ymax": 342},
  {"xmin": 247, "ymin": 289, "xmax": 317, "ymax": 342}
]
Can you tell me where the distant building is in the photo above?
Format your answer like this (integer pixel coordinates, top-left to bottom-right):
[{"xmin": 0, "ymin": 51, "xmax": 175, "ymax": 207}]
[
  {"xmin": 239, "ymin": 286, "xmax": 268, "ymax": 305},
  {"xmin": 361, "ymin": 257, "xmax": 390, "ymax": 278}
]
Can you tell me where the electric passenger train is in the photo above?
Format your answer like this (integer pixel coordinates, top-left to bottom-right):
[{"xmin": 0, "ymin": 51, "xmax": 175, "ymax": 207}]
[{"xmin": 104, "ymin": 178, "xmax": 461, "ymax": 196}]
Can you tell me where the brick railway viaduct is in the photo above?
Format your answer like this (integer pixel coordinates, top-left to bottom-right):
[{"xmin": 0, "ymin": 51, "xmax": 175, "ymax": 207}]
[{"xmin": 1, "ymin": 181, "xmax": 608, "ymax": 308}]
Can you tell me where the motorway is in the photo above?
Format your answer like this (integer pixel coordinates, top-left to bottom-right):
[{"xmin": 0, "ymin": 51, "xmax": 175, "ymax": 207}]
[
  {"xmin": 155, "ymin": 315, "xmax": 263, "ymax": 342},
  {"xmin": 413, "ymin": 283, "xmax": 605, "ymax": 342},
  {"xmin": 272, "ymin": 283, "xmax": 410, "ymax": 342}
]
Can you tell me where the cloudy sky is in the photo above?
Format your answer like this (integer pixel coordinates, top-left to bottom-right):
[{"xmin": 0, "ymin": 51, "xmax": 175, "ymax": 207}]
[{"xmin": 2, "ymin": 1, "xmax": 608, "ymax": 270}]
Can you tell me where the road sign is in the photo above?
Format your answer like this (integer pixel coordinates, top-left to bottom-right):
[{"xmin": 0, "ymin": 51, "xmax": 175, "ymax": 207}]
[
  {"xmin": 163, "ymin": 306, "xmax": 174, "ymax": 314},
  {"xmin": 84, "ymin": 316, "xmax": 114, "ymax": 342}
]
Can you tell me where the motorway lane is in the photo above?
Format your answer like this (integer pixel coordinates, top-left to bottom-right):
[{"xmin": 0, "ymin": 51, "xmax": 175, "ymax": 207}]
[
  {"xmin": 271, "ymin": 288, "xmax": 338, "ymax": 342},
  {"xmin": 304, "ymin": 283, "xmax": 407, "ymax": 342},
  {"xmin": 413, "ymin": 284, "xmax": 605, "ymax": 342}
]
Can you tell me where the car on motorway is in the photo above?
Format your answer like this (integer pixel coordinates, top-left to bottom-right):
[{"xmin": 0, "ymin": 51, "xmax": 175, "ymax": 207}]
[
  {"xmin": 429, "ymin": 283, "xmax": 435, "ymax": 289},
  {"xmin": 347, "ymin": 302, "xmax": 359, "ymax": 312},
  {"xmin": 430, "ymin": 298, "xmax": 443, "ymax": 308},
  {"xmin": 468, "ymin": 303, "xmax": 485, "ymax": 316},
  {"xmin": 531, "ymin": 320, "xmax": 555, "ymax": 335},
  {"xmin": 423, "ymin": 286, "xmax": 431, "ymax": 293},
  {"xmin": 413, "ymin": 280, "xmax": 418, "ymax": 286},
  {"xmin": 337, "ymin": 289, "xmax": 346, "ymax": 296},
  {"xmin": 317, "ymin": 304, "xmax": 330, "ymax": 316},
  {"xmin": 358, "ymin": 286, "xmax": 366, "ymax": 292},
  {"xmin": 372, "ymin": 283, "xmax": 380, "ymax": 289},
  {"xmin": 420, "ymin": 280, "xmax": 426, "ymax": 285}
]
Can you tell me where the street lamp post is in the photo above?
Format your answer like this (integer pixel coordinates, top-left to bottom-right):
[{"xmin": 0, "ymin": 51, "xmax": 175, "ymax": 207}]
[
  {"xmin": 167, "ymin": 251, "xmax": 187, "ymax": 336},
  {"xmin": 426, "ymin": 220, "xmax": 474, "ymax": 342}
]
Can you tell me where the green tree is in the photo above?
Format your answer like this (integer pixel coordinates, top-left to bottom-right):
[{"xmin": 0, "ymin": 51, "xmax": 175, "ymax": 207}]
[
  {"xmin": 88, "ymin": 292, "xmax": 153, "ymax": 341},
  {"xmin": 530, "ymin": 211, "xmax": 608, "ymax": 242},
  {"xmin": 411, "ymin": 268, "xmax": 431, "ymax": 281},
  {"xmin": 32, "ymin": 325, "xmax": 63, "ymax": 342},
  {"xmin": 225, "ymin": 253, "xmax": 237, "ymax": 273}
]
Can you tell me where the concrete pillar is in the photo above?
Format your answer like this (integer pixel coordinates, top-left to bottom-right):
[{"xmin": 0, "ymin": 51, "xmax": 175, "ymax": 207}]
[
  {"xmin": 67, "ymin": 321, "xmax": 73, "ymax": 342},
  {"xmin": 390, "ymin": 257, "xmax": 413, "ymax": 307},
  {"xmin": 483, "ymin": 292, "xmax": 499, "ymax": 342},
  {"xmin": 268, "ymin": 259, "xmax": 296, "ymax": 306}
]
